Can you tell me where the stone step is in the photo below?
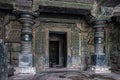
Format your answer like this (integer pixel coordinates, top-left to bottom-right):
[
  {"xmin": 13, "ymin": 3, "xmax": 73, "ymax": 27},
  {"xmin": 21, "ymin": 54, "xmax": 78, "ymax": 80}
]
[
  {"xmin": 47, "ymin": 77, "xmax": 71, "ymax": 80},
  {"xmin": 8, "ymin": 74, "xmax": 35, "ymax": 80}
]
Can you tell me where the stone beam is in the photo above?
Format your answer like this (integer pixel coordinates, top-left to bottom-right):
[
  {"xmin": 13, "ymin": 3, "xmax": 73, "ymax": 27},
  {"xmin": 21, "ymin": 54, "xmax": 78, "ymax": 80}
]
[
  {"xmin": 39, "ymin": 6, "xmax": 90, "ymax": 15},
  {"xmin": 0, "ymin": 0, "xmax": 14, "ymax": 4},
  {"xmin": 0, "ymin": 3, "xmax": 13, "ymax": 10},
  {"xmin": 40, "ymin": 17, "xmax": 77, "ymax": 24},
  {"xmin": 33, "ymin": 0, "xmax": 93, "ymax": 11}
]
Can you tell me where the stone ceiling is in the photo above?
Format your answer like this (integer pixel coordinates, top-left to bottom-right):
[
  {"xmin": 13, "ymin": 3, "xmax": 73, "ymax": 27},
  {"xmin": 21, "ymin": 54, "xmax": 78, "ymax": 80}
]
[
  {"xmin": 0, "ymin": 0, "xmax": 120, "ymax": 15},
  {"xmin": 0, "ymin": 0, "xmax": 120, "ymax": 42},
  {"xmin": 0, "ymin": 0, "xmax": 119, "ymax": 16}
]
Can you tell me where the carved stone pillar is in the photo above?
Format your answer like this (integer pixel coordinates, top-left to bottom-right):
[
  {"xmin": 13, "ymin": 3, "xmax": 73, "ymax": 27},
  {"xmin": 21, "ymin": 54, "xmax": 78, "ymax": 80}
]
[
  {"xmin": 18, "ymin": 12, "xmax": 36, "ymax": 74},
  {"xmin": 91, "ymin": 19, "xmax": 111, "ymax": 73}
]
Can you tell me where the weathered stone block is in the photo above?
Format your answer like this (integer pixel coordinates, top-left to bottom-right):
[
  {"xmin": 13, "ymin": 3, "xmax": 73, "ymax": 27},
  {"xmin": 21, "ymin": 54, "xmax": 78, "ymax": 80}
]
[
  {"xmin": 19, "ymin": 53, "xmax": 32, "ymax": 67},
  {"xmin": 91, "ymin": 55, "xmax": 106, "ymax": 66}
]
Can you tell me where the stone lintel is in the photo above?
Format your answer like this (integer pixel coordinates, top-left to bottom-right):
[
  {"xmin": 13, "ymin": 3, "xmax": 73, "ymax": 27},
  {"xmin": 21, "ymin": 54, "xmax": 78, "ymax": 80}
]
[
  {"xmin": 0, "ymin": 0, "xmax": 14, "ymax": 5},
  {"xmin": 36, "ymin": 0, "xmax": 93, "ymax": 10},
  {"xmin": 40, "ymin": 17, "xmax": 78, "ymax": 24}
]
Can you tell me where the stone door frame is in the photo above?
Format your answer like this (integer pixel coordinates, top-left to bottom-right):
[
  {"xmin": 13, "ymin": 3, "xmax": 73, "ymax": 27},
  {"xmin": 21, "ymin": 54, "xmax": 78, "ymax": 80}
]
[{"xmin": 44, "ymin": 27, "xmax": 71, "ymax": 68}]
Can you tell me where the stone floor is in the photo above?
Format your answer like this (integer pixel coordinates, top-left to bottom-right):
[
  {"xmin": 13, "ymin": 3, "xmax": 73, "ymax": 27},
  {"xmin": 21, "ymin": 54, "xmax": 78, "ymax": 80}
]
[{"xmin": 8, "ymin": 71, "xmax": 120, "ymax": 80}]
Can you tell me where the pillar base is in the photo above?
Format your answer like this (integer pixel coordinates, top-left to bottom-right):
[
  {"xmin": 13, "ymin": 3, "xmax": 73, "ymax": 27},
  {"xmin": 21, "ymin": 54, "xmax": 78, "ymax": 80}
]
[
  {"xmin": 19, "ymin": 53, "xmax": 32, "ymax": 67},
  {"xmin": 91, "ymin": 66, "xmax": 111, "ymax": 73},
  {"xmin": 14, "ymin": 67, "xmax": 36, "ymax": 74},
  {"xmin": 91, "ymin": 55, "xmax": 111, "ymax": 73},
  {"xmin": 91, "ymin": 54, "xmax": 106, "ymax": 66},
  {"xmin": 17, "ymin": 53, "xmax": 36, "ymax": 74}
]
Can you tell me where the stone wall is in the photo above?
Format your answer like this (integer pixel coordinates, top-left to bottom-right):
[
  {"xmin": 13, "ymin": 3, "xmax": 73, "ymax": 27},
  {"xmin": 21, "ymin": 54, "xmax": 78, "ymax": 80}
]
[
  {"xmin": 108, "ymin": 23, "xmax": 120, "ymax": 71},
  {"xmin": 77, "ymin": 19, "xmax": 93, "ymax": 70}
]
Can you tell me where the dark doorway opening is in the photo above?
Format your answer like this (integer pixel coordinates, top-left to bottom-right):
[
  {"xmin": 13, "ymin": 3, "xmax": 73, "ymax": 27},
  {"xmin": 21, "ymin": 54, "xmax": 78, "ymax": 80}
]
[{"xmin": 49, "ymin": 32, "xmax": 67, "ymax": 68}]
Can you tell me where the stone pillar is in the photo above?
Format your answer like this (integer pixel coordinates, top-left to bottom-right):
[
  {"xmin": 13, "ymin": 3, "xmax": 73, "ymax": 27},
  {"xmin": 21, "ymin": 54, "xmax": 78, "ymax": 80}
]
[
  {"xmin": 18, "ymin": 12, "xmax": 36, "ymax": 74},
  {"xmin": 91, "ymin": 19, "xmax": 110, "ymax": 73},
  {"xmin": 0, "ymin": 39, "xmax": 7, "ymax": 80},
  {"xmin": 0, "ymin": 17, "xmax": 7, "ymax": 80}
]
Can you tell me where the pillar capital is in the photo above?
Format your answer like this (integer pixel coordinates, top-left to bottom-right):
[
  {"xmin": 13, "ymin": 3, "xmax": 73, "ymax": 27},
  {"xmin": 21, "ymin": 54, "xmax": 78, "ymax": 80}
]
[
  {"xmin": 13, "ymin": 10, "xmax": 39, "ymax": 19},
  {"xmin": 18, "ymin": 12, "xmax": 36, "ymax": 42},
  {"xmin": 86, "ymin": 15, "xmax": 108, "ymax": 26},
  {"xmin": 93, "ymin": 19, "xmax": 107, "ymax": 29},
  {"xmin": 18, "ymin": 12, "xmax": 36, "ymax": 30},
  {"xmin": 19, "ymin": 14, "xmax": 35, "ymax": 25},
  {"xmin": 19, "ymin": 11, "xmax": 38, "ymax": 17}
]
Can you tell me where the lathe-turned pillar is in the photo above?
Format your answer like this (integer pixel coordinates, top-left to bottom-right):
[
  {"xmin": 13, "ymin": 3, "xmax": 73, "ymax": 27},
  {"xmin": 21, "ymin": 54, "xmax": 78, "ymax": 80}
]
[
  {"xmin": 18, "ymin": 12, "xmax": 36, "ymax": 74},
  {"xmin": 91, "ymin": 19, "xmax": 111, "ymax": 73}
]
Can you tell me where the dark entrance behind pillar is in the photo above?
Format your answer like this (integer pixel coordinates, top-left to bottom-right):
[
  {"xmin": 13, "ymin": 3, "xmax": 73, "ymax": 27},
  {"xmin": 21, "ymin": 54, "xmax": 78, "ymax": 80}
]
[{"xmin": 49, "ymin": 32, "xmax": 67, "ymax": 68}]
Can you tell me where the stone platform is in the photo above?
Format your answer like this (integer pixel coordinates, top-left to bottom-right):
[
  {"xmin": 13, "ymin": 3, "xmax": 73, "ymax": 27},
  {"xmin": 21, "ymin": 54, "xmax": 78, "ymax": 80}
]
[
  {"xmin": 91, "ymin": 66, "xmax": 111, "ymax": 73},
  {"xmin": 8, "ymin": 71, "xmax": 120, "ymax": 80},
  {"xmin": 14, "ymin": 67, "xmax": 36, "ymax": 74}
]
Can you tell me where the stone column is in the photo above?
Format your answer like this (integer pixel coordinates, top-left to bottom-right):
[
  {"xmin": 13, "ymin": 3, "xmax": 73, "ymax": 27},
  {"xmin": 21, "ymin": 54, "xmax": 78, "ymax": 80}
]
[
  {"xmin": 18, "ymin": 12, "xmax": 36, "ymax": 74},
  {"xmin": 0, "ymin": 17, "xmax": 8, "ymax": 80},
  {"xmin": 91, "ymin": 19, "xmax": 110, "ymax": 73},
  {"xmin": 0, "ymin": 39, "xmax": 7, "ymax": 80}
]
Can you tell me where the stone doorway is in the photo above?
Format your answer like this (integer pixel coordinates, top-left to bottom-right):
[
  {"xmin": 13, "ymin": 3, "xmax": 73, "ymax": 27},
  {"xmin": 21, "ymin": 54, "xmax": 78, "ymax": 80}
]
[{"xmin": 49, "ymin": 32, "xmax": 67, "ymax": 68}]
